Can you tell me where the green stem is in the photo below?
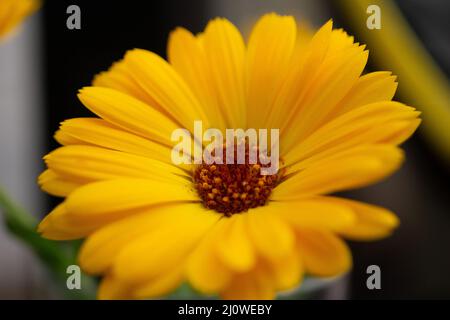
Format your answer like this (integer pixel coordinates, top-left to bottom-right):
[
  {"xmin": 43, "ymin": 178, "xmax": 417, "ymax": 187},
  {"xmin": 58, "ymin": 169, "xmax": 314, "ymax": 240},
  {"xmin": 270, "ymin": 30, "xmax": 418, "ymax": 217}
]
[{"xmin": 0, "ymin": 186, "xmax": 97, "ymax": 299}]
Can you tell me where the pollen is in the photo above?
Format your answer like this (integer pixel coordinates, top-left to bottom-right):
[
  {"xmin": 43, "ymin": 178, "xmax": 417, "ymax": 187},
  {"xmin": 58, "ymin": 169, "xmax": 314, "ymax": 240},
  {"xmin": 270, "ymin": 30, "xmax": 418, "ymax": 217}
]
[{"xmin": 193, "ymin": 142, "xmax": 281, "ymax": 216}]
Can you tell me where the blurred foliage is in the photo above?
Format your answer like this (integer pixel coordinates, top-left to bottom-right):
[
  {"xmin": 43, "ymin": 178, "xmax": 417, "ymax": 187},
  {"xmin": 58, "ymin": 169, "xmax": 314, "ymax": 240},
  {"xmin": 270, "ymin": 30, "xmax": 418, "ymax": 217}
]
[{"xmin": 0, "ymin": 186, "xmax": 97, "ymax": 299}]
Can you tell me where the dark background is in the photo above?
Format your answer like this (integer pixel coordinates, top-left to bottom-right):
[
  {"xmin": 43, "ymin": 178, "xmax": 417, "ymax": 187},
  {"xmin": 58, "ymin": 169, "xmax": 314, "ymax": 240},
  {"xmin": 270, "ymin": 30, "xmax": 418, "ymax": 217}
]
[{"xmin": 42, "ymin": 0, "xmax": 450, "ymax": 299}]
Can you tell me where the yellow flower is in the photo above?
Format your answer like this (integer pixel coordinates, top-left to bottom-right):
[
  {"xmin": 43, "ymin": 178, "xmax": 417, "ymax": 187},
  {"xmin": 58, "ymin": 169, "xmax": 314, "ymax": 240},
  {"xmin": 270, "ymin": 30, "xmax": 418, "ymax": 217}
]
[
  {"xmin": 38, "ymin": 14, "xmax": 421, "ymax": 299},
  {"xmin": 0, "ymin": 0, "xmax": 40, "ymax": 40}
]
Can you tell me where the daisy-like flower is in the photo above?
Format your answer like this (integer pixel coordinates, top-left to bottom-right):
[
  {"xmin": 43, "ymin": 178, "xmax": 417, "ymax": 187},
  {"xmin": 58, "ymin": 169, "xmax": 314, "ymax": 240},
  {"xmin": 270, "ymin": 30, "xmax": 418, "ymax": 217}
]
[
  {"xmin": 38, "ymin": 14, "xmax": 421, "ymax": 299},
  {"xmin": 0, "ymin": 0, "xmax": 40, "ymax": 40}
]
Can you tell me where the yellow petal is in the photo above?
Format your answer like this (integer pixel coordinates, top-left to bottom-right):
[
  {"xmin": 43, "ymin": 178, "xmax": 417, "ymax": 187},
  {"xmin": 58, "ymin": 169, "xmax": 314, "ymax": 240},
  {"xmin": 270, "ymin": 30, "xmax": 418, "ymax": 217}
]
[
  {"xmin": 40, "ymin": 179, "xmax": 199, "ymax": 240},
  {"xmin": 77, "ymin": 87, "xmax": 180, "ymax": 147},
  {"xmin": 333, "ymin": 71, "xmax": 398, "ymax": 116},
  {"xmin": 272, "ymin": 28, "xmax": 359, "ymax": 148},
  {"xmin": 215, "ymin": 214, "xmax": 255, "ymax": 272},
  {"xmin": 54, "ymin": 129, "xmax": 88, "ymax": 146},
  {"xmin": 111, "ymin": 205, "xmax": 218, "ymax": 284},
  {"xmin": 97, "ymin": 274, "xmax": 133, "ymax": 300},
  {"xmin": 93, "ymin": 60, "xmax": 155, "ymax": 107},
  {"xmin": 246, "ymin": 13, "xmax": 297, "ymax": 129},
  {"xmin": 263, "ymin": 251, "xmax": 304, "ymax": 292},
  {"xmin": 201, "ymin": 18, "xmax": 246, "ymax": 128},
  {"xmin": 122, "ymin": 49, "xmax": 210, "ymax": 130},
  {"xmin": 282, "ymin": 45, "xmax": 368, "ymax": 150},
  {"xmin": 133, "ymin": 264, "xmax": 185, "ymax": 299},
  {"xmin": 268, "ymin": 199, "xmax": 355, "ymax": 231},
  {"xmin": 44, "ymin": 145, "xmax": 190, "ymax": 184},
  {"xmin": 38, "ymin": 169, "xmax": 82, "ymax": 197},
  {"xmin": 324, "ymin": 197, "xmax": 400, "ymax": 240},
  {"xmin": 380, "ymin": 118, "xmax": 422, "ymax": 145},
  {"xmin": 296, "ymin": 229, "xmax": 352, "ymax": 277},
  {"xmin": 266, "ymin": 20, "xmax": 333, "ymax": 133},
  {"xmin": 168, "ymin": 27, "xmax": 226, "ymax": 130},
  {"xmin": 79, "ymin": 203, "xmax": 201, "ymax": 274},
  {"xmin": 275, "ymin": 145, "xmax": 404, "ymax": 199},
  {"xmin": 65, "ymin": 178, "xmax": 198, "ymax": 218},
  {"xmin": 284, "ymin": 101, "xmax": 419, "ymax": 168},
  {"xmin": 37, "ymin": 203, "xmax": 94, "ymax": 240},
  {"xmin": 326, "ymin": 28, "xmax": 355, "ymax": 53},
  {"xmin": 246, "ymin": 208, "xmax": 295, "ymax": 261},
  {"xmin": 186, "ymin": 219, "xmax": 233, "ymax": 294},
  {"xmin": 55, "ymin": 118, "xmax": 177, "ymax": 165}
]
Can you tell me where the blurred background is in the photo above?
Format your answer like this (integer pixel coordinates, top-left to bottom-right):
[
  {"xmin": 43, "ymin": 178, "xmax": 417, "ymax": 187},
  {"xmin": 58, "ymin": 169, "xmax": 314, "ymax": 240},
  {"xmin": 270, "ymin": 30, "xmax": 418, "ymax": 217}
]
[{"xmin": 0, "ymin": 0, "xmax": 449, "ymax": 299}]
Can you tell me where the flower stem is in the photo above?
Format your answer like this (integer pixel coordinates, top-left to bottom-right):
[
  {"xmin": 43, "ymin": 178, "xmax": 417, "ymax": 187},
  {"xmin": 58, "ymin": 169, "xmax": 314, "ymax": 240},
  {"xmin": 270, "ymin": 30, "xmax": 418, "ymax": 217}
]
[{"xmin": 0, "ymin": 186, "xmax": 97, "ymax": 299}]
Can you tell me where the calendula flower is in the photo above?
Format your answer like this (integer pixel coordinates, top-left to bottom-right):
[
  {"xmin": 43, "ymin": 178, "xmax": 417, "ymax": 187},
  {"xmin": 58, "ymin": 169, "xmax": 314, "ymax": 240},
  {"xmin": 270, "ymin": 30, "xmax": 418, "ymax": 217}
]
[
  {"xmin": 0, "ymin": 0, "xmax": 40, "ymax": 40},
  {"xmin": 38, "ymin": 13, "xmax": 421, "ymax": 299}
]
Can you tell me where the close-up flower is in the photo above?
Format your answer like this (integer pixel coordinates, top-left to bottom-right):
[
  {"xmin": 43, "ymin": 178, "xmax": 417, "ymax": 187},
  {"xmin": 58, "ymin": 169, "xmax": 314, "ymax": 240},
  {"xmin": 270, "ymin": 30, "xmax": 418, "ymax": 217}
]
[
  {"xmin": 37, "ymin": 13, "xmax": 421, "ymax": 299},
  {"xmin": 0, "ymin": 0, "xmax": 40, "ymax": 40}
]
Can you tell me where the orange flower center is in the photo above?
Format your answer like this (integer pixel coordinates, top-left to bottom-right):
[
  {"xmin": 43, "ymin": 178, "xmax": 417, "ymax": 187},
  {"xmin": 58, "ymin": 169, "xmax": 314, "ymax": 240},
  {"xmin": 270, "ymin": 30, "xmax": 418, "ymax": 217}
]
[{"xmin": 193, "ymin": 142, "xmax": 281, "ymax": 216}]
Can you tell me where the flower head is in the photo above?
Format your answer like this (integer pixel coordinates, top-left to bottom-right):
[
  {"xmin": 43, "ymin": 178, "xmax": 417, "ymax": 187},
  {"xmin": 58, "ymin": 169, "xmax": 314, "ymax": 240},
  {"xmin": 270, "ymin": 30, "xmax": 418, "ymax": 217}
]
[{"xmin": 38, "ymin": 14, "xmax": 420, "ymax": 299}]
